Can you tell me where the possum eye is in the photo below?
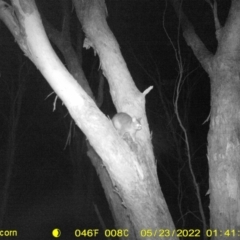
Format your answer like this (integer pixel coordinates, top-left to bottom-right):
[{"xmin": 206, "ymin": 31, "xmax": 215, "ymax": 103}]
[
  {"xmin": 132, "ymin": 117, "xmax": 142, "ymax": 130},
  {"xmin": 137, "ymin": 123, "xmax": 142, "ymax": 130},
  {"xmin": 136, "ymin": 123, "xmax": 142, "ymax": 130}
]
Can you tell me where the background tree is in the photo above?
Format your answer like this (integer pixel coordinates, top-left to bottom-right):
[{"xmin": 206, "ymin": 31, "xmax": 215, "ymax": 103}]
[{"xmin": 170, "ymin": 0, "xmax": 240, "ymax": 237}]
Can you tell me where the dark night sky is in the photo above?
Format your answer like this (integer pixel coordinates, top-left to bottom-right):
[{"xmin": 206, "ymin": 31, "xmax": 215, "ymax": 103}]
[{"xmin": 0, "ymin": 0, "xmax": 231, "ymax": 239}]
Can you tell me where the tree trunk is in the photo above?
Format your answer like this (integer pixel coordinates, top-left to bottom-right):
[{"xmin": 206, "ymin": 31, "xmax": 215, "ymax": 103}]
[
  {"xmin": 170, "ymin": 0, "xmax": 240, "ymax": 238},
  {"xmin": 208, "ymin": 58, "xmax": 240, "ymax": 234}
]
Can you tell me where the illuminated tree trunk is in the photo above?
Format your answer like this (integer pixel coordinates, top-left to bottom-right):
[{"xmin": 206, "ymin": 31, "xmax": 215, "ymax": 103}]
[{"xmin": 0, "ymin": 0, "xmax": 177, "ymax": 239}]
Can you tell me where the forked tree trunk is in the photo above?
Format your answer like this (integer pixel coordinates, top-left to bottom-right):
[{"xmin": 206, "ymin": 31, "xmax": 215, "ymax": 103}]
[{"xmin": 0, "ymin": 0, "xmax": 177, "ymax": 239}]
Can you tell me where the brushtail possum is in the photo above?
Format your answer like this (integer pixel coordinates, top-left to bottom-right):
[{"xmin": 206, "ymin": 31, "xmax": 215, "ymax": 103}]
[{"xmin": 112, "ymin": 112, "xmax": 142, "ymax": 141}]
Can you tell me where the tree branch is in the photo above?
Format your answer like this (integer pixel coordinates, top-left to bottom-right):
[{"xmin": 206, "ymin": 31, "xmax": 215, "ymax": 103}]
[
  {"xmin": 41, "ymin": 11, "xmax": 94, "ymax": 98},
  {"xmin": 217, "ymin": 0, "xmax": 240, "ymax": 59},
  {"xmin": 169, "ymin": 0, "xmax": 213, "ymax": 72},
  {"xmin": 205, "ymin": 0, "xmax": 222, "ymax": 41}
]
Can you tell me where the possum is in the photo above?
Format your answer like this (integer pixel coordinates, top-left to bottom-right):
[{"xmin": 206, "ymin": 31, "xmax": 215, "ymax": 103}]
[{"xmin": 112, "ymin": 112, "xmax": 142, "ymax": 142}]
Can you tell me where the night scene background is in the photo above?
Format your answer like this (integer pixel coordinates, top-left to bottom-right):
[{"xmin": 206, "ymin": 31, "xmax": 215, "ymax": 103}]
[{"xmin": 0, "ymin": 0, "xmax": 231, "ymax": 239}]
